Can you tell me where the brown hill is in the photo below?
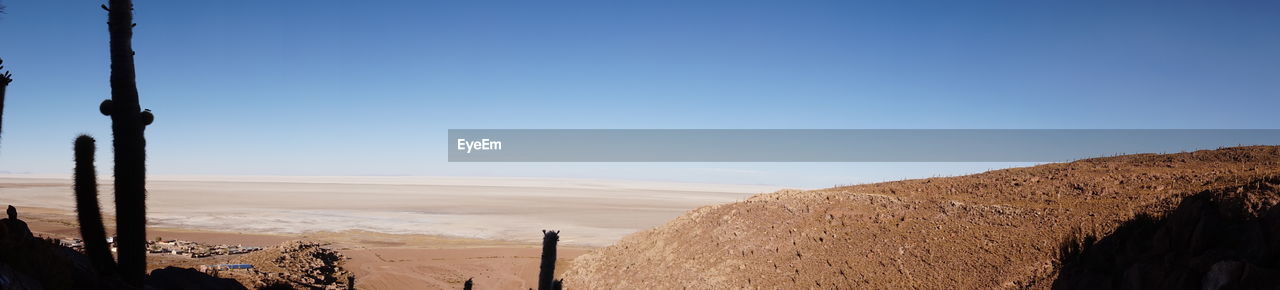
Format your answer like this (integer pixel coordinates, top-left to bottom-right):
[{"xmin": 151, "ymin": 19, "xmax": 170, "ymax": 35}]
[{"xmin": 564, "ymin": 146, "xmax": 1280, "ymax": 289}]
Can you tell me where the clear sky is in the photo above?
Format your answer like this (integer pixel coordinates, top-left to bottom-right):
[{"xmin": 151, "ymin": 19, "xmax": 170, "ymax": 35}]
[{"xmin": 0, "ymin": 1, "xmax": 1276, "ymax": 187}]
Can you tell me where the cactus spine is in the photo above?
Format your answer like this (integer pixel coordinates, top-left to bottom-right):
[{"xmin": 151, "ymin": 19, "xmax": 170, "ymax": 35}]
[
  {"xmin": 101, "ymin": 0, "xmax": 155, "ymax": 285},
  {"xmin": 538, "ymin": 230, "xmax": 559, "ymax": 290},
  {"xmin": 74, "ymin": 135, "xmax": 116, "ymax": 275}
]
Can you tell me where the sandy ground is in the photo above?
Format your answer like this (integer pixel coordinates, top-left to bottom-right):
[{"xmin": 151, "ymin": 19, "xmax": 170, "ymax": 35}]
[{"xmin": 1, "ymin": 175, "xmax": 784, "ymax": 289}]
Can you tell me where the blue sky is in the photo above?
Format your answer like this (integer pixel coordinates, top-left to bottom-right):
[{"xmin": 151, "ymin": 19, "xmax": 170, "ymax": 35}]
[{"xmin": 0, "ymin": 1, "xmax": 1276, "ymax": 187}]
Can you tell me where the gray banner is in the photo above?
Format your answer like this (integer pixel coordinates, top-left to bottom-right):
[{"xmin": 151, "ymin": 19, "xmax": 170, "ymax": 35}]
[{"xmin": 447, "ymin": 129, "xmax": 1280, "ymax": 162}]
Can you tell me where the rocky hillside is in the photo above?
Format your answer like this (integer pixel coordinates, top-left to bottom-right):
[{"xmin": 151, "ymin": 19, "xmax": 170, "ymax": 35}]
[
  {"xmin": 227, "ymin": 240, "xmax": 354, "ymax": 289},
  {"xmin": 564, "ymin": 146, "xmax": 1280, "ymax": 288}
]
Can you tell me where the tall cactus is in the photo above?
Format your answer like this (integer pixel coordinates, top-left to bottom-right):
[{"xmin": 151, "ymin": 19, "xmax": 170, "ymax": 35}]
[
  {"xmin": 74, "ymin": 135, "xmax": 116, "ymax": 275},
  {"xmin": 538, "ymin": 230, "xmax": 559, "ymax": 290},
  {"xmin": 0, "ymin": 57, "xmax": 12, "ymax": 145},
  {"xmin": 101, "ymin": 0, "xmax": 155, "ymax": 286}
]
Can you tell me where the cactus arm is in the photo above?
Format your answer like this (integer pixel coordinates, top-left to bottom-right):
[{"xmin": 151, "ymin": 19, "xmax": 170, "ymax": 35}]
[
  {"xmin": 74, "ymin": 135, "xmax": 117, "ymax": 275},
  {"xmin": 0, "ymin": 57, "xmax": 11, "ymax": 146}
]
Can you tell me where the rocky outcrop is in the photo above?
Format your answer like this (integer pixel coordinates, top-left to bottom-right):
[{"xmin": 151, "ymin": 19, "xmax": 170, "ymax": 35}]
[
  {"xmin": 0, "ymin": 206, "xmax": 132, "ymax": 289},
  {"xmin": 1, "ymin": 205, "xmax": 32, "ymax": 239},
  {"xmin": 230, "ymin": 240, "xmax": 353, "ymax": 289}
]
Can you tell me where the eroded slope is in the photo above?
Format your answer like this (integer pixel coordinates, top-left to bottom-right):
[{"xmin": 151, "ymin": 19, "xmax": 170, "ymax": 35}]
[{"xmin": 565, "ymin": 146, "xmax": 1280, "ymax": 288}]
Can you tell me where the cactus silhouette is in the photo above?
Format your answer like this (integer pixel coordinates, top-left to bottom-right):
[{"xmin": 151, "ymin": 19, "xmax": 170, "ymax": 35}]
[
  {"xmin": 101, "ymin": 0, "xmax": 155, "ymax": 285},
  {"xmin": 538, "ymin": 230, "xmax": 559, "ymax": 290},
  {"xmin": 74, "ymin": 135, "xmax": 116, "ymax": 275},
  {"xmin": 0, "ymin": 57, "xmax": 12, "ymax": 146}
]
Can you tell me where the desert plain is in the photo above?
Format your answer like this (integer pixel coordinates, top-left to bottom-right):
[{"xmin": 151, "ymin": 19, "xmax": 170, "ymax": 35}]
[{"xmin": 0, "ymin": 174, "xmax": 785, "ymax": 289}]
